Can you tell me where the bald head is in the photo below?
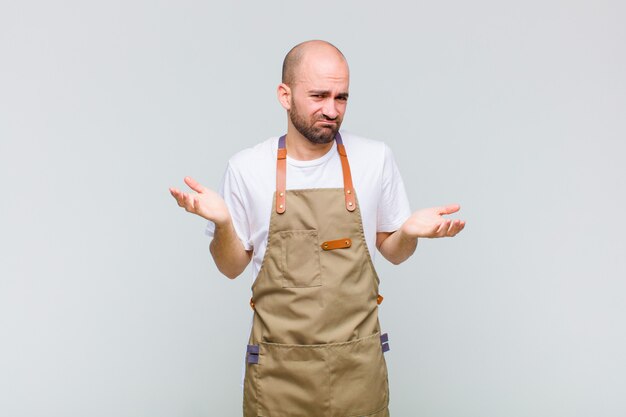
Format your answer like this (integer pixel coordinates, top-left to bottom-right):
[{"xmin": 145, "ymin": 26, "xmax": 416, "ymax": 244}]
[{"xmin": 281, "ymin": 40, "xmax": 348, "ymax": 86}]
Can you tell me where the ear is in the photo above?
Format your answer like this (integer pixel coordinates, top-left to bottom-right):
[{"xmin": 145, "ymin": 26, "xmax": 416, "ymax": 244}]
[{"xmin": 277, "ymin": 83, "xmax": 292, "ymax": 111}]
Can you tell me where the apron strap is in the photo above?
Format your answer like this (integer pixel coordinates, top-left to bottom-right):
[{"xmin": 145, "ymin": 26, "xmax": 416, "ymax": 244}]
[
  {"xmin": 275, "ymin": 132, "xmax": 356, "ymax": 213},
  {"xmin": 335, "ymin": 133, "xmax": 356, "ymax": 212},
  {"xmin": 276, "ymin": 135, "xmax": 287, "ymax": 214}
]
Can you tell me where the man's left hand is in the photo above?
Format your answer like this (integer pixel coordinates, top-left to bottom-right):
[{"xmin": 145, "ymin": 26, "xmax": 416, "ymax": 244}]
[{"xmin": 401, "ymin": 204, "xmax": 465, "ymax": 238}]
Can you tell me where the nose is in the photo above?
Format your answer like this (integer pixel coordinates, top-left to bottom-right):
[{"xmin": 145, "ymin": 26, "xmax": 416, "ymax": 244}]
[{"xmin": 321, "ymin": 98, "xmax": 339, "ymax": 120}]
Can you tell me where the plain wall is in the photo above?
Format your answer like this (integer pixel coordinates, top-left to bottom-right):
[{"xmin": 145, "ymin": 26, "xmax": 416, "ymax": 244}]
[{"xmin": 1, "ymin": 1, "xmax": 625, "ymax": 416}]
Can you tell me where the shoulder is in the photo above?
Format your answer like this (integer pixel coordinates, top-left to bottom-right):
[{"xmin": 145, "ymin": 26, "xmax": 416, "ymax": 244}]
[
  {"xmin": 340, "ymin": 131, "xmax": 386, "ymax": 151},
  {"xmin": 226, "ymin": 136, "xmax": 278, "ymax": 174},
  {"xmin": 340, "ymin": 131, "xmax": 393, "ymax": 165}
]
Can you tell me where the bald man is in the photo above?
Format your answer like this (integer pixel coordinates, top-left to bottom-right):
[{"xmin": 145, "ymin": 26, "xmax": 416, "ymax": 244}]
[{"xmin": 170, "ymin": 40, "xmax": 464, "ymax": 417}]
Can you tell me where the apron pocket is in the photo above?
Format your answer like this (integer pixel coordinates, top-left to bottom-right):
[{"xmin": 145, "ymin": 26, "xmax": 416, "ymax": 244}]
[
  {"xmin": 254, "ymin": 334, "xmax": 389, "ymax": 417},
  {"xmin": 280, "ymin": 230, "xmax": 322, "ymax": 288},
  {"xmin": 257, "ymin": 342, "xmax": 330, "ymax": 417},
  {"xmin": 329, "ymin": 332, "xmax": 389, "ymax": 416}
]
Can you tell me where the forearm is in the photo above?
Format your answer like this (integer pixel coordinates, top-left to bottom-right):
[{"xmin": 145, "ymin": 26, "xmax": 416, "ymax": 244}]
[
  {"xmin": 378, "ymin": 228, "xmax": 418, "ymax": 265},
  {"xmin": 209, "ymin": 220, "xmax": 252, "ymax": 279}
]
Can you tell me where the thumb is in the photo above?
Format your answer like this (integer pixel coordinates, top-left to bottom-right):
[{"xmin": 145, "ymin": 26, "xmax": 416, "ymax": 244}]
[
  {"xmin": 184, "ymin": 176, "xmax": 207, "ymax": 193},
  {"xmin": 438, "ymin": 204, "xmax": 461, "ymax": 215}
]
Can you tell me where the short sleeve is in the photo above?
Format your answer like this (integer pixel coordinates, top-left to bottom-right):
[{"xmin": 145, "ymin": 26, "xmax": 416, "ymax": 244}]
[
  {"xmin": 205, "ymin": 162, "xmax": 253, "ymax": 251},
  {"xmin": 377, "ymin": 144, "xmax": 411, "ymax": 232}
]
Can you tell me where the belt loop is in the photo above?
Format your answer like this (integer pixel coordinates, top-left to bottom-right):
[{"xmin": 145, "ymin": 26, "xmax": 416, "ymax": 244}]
[
  {"xmin": 247, "ymin": 344, "xmax": 260, "ymax": 364},
  {"xmin": 380, "ymin": 333, "xmax": 390, "ymax": 353}
]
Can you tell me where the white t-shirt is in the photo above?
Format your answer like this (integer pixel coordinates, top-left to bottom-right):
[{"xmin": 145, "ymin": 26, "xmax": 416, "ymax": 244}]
[{"xmin": 205, "ymin": 131, "xmax": 412, "ymax": 281}]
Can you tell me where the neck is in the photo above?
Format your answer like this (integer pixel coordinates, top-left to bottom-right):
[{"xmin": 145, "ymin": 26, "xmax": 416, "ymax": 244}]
[{"xmin": 285, "ymin": 128, "xmax": 335, "ymax": 161}]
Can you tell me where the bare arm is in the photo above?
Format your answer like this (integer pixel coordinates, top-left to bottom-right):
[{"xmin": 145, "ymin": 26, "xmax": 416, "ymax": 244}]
[
  {"xmin": 170, "ymin": 176, "xmax": 252, "ymax": 279},
  {"xmin": 377, "ymin": 204, "xmax": 465, "ymax": 265},
  {"xmin": 209, "ymin": 221, "xmax": 252, "ymax": 279}
]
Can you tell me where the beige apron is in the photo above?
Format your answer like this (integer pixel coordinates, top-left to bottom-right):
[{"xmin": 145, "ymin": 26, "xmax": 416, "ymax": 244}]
[{"xmin": 243, "ymin": 133, "xmax": 391, "ymax": 417}]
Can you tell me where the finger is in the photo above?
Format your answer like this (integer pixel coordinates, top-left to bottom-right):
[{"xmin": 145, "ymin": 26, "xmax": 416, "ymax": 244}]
[
  {"xmin": 436, "ymin": 219, "xmax": 451, "ymax": 236},
  {"xmin": 427, "ymin": 223, "xmax": 441, "ymax": 236},
  {"xmin": 440, "ymin": 220, "xmax": 451, "ymax": 234},
  {"xmin": 170, "ymin": 188, "xmax": 186, "ymax": 206},
  {"xmin": 184, "ymin": 176, "xmax": 207, "ymax": 194},
  {"xmin": 450, "ymin": 220, "xmax": 467, "ymax": 236},
  {"xmin": 447, "ymin": 219, "xmax": 461, "ymax": 236},
  {"xmin": 438, "ymin": 204, "xmax": 461, "ymax": 216},
  {"xmin": 179, "ymin": 192, "xmax": 190, "ymax": 208},
  {"xmin": 182, "ymin": 193, "xmax": 196, "ymax": 212},
  {"xmin": 445, "ymin": 219, "xmax": 456, "ymax": 236}
]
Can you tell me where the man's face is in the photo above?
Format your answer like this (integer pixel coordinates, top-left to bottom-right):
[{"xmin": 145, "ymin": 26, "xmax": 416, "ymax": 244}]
[{"xmin": 288, "ymin": 53, "xmax": 350, "ymax": 144}]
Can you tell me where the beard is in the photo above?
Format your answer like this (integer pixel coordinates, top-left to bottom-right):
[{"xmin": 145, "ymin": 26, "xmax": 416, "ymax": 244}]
[{"xmin": 289, "ymin": 100, "xmax": 341, "ymax": 144}]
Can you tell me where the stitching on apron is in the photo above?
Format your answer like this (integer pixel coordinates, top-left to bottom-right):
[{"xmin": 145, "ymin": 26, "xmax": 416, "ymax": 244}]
[{"xmin": 259, "ymin": 331, "xmax": 381, "ymax": 349}]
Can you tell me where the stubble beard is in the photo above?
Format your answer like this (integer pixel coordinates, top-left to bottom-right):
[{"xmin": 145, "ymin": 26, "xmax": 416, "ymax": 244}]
[{"xmin": 289, "ymin": 101, "xmax": 341, "ymax": 145}]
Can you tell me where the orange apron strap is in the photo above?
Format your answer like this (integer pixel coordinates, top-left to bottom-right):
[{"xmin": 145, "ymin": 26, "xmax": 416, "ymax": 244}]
[
  {"xmin": 276, "ymin": 135, "xmax": 287, "ymax": 214},
  {"xmin": 335, "ymin": 133, "xmax": 356, "ymax": 212}
]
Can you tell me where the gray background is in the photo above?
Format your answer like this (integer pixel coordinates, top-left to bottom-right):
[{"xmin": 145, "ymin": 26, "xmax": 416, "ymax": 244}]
[{"xmin": 1, "ymin": 0, "xmax": 625, "ymax": 416}]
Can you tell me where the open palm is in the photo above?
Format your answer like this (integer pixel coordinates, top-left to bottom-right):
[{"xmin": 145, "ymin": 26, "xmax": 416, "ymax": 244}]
[
  {"xmin": 402, "ymin": 204, "xmax": 465, "ymax": 238},
  {"xmin": 169, "ymin": 176, "xmax": 230, "ymax": 225}
]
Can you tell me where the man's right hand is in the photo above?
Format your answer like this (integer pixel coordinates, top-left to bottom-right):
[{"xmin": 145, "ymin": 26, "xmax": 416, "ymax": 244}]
[
  {"xmin": 169, "ymin": 176, "xmax": 230, "ymax": 225},
  {"xmin": 170, "ymin": 176, "xmax": 251, "ymax": 278}
]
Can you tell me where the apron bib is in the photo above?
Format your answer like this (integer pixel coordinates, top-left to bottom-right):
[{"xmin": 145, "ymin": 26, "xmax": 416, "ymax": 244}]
[{"xmin": 243, "ymin": 133, "xmax": 391, "ymax": 417}]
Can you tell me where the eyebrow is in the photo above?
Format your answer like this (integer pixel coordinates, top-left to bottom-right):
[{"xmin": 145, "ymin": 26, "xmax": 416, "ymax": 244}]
[{"xmin": 308, "ymin": 90, "xmax": 350, "ymax": 98}]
